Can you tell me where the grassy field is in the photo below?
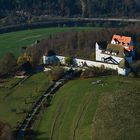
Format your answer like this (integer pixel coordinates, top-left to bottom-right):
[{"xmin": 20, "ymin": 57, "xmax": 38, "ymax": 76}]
[
  {"xmin": 34, "ymin": 76, "xmax": 140, "ymax": 140},
  {"xmin": 0, "ymin": 72, "xmax": 51, "ymax": 128},
  {"xmin": 0, "ymin": 27, "xmax": 96, "ymax": 58}
]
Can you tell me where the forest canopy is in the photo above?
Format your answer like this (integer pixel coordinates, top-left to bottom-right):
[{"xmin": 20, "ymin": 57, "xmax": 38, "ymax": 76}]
[{"xmin": 0, "ymin": 0, "xmax": 140, "ymax": 18}]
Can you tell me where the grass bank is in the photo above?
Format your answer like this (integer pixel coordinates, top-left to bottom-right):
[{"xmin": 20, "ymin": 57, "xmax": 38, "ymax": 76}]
[
  {"xmin": 0, "ymin": 27, "xmax": 97, "ymax": 58},
  {"xmin": 0, "ymin": 72, "xmax": 51, "ymax": 128},
  {"xmin": 34, "ymin": 76, "xmax": 140, "ymax": 140}
]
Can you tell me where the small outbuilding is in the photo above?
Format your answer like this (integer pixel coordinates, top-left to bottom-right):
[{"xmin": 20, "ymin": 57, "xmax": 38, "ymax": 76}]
[{"xmin": 15, "ymin": 71, "xmax": 27, "ymax": 78}]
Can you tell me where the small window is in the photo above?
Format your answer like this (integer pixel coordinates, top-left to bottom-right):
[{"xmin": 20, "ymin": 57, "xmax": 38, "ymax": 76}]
[{"xmin": 101, "ymin": 57, "xmax": 105, "ymax": 61}]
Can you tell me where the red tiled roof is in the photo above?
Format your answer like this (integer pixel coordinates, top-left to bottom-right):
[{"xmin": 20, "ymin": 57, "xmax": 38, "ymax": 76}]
[
  {"xmin": 112, "ymin": 35, "xmax": 131, "ymax": 45},
  {"xmin": 112, "ymin": 35, "xmax": 134, "ymax": 51}
]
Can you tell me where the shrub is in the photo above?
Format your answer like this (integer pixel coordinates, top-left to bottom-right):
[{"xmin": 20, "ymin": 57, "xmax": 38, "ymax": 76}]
[
  {"xmin": 118, "ymin": 59, "xmax": 129, "ymax": 69},
  {"xmin": 80, "ymin": 66, "xmax": 116, "ymax": 79},
  {"xmin": 0, "ymin": 122, "xmax": 13, "ymax": 140},
  {"xmin": 50, "ymin": 66, "xmax": 65, "ymax": 81},
  {"xmin": 73, "ymin": 70, "xmax": 82, "ymax": 78},
  {"xmin": 128, "ymin": 72, "xmax": 136, "ymax": 78},
  {"xmin": 64, "ymin": 57, "xmax": 74, "ymax": 66},
  {"xmin": 130, "ymin": 60, "xmax": 140, "ymax": 76},
  {"xmin": 17, "ymin": 53, "xmax": 32, "ymax": 65},
  {"xmin": 0, "ymin": 53, "xmax": 17, "ymax": 75}
]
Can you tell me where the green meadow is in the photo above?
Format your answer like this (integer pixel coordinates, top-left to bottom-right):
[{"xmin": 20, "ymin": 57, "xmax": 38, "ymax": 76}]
[
  {"xmin": 0, "ymin": 72, "xmax": 51, "ymax": 128},
  {"xmin": 0, "ymin": 27, "xmax": 96, "ymax": 58},
  {"xmin": 0, "ymin": 27, "xmax": 139, "ymax": 140},
  {"xmin": 34, "ymin": 76, "xmax": 140, "ymax": 140}
]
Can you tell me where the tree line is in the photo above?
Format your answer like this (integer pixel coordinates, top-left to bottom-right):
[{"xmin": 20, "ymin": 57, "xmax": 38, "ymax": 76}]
[
  {"xmin": 25, "ymin": 24, "xmax": 140, "ymax": 77},
  {"xmin": 26, "ymin": 24, "xmax": 140, "ymax": 64},
  {"xmin": 0, "ymin": 0, "xmax": 140, "ymax": 18}
]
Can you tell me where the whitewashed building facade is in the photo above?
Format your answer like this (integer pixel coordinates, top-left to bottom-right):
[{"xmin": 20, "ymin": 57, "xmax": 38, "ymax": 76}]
[
  {"xmin": 43, "ymin": 35, "xmax": 135, "ymax": 76},
  {"xmin": 43, "ymin": 55, "xmax": 129, "ymax": 76}
]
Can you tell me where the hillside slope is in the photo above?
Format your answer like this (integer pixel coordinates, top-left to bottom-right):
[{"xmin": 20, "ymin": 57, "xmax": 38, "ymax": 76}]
[
  {"xmin": 0, "ymin": 72, "xmax": 51, "ymax": 128},
  {"xmin": 33, "ymin": 76, "xmax": 140, "ymax": 140}
]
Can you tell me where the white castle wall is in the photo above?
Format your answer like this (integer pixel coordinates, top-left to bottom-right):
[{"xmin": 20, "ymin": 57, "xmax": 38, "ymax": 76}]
[
  {"xmin": 43, "ymin": 55, "xmax": 60, "ymax": 65},
  {"xmin": 118, "ymin": 67, "xmax": 131, "ymax": 76},
  {"xmin": 43, "ymin": 56, "xmax": 47, "ymax": 64},
  {"xmin": 96, "ymin": 43, "xmax": 133, "ymax": 64},
  {"xmin": 43, "ymin": 55, "xmax": 129, "ymax": 75},
  {"xmin": 43, "ymin": 56, "xmax": 56, "ymax": 65},
  {"xmin": 56, "ymin": 56, "xmax": 118, "ymax": 70},
  {"xmin": 57, "ymin": 56, "xmax": 65, "ymax": 64},
  {"xmin": 42, "ymin": 40, "xmax": 134, "ymax": 76},
  {"xmin": 74, "ymin": 58, "xmax": 118, "ymax": 70},
  {"xmin": 95, "ymin": 43, "xmax": 124, "ymax": 64}
]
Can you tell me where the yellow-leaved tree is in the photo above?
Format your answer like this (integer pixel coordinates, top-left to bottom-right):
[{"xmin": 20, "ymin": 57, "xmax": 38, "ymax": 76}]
[{"xmin": 17, "ymin": 53, "xmax": 32, "ymax": 65}]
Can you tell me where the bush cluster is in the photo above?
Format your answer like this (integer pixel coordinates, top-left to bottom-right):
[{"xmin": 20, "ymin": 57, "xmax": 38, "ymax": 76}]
[
  {"xmin": 49, "ymin": 66, "xmax": 65, "ymax": 81},
  {"xmin": 80, "ymin": 66, "xmax": 117, "ymax": 79}
]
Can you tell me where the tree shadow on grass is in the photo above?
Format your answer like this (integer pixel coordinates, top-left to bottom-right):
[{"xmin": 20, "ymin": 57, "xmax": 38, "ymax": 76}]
[
  {"xmin": 25, "ymin": 130, "xmax": 49, "ymax": 140},
  {"xmin": 33, "ymin": 138, "xmax": 50, "ymax": 140}
]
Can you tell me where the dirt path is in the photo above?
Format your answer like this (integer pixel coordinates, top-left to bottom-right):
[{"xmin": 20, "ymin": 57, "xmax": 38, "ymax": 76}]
[
  {"xmin": 16, "ymin": 74, "xmax": 70, "ymax": 140},
  {"xmin": 18, "ymin": 35, "xmax": 41, "ymax": 42}
]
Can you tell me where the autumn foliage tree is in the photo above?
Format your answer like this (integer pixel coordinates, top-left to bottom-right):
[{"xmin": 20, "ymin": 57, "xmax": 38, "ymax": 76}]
[
  {"xmin": 64, "ymin": 57, "xmax": 74, "ymax": 66},
  {"xmin": 0, "ymin": 122, "xmax": 13, "ymax": 140},
  {"xmin": 17, "ymin": 53, "xmax": 32, "ymax": 65},
  {"xmin": 50, "ymin": 66, "xmax": 65, "ymax": 81},
  {"xmin": 0, "ymin": 52, "xmax": 17, "ymax": 74},
  {"xmin": 23, "ymin": 24, "xmax": 140, "ymax": 66},
  {"xmin": 80, "ymin": 66, "xmax": 116, "ymax": 79}
]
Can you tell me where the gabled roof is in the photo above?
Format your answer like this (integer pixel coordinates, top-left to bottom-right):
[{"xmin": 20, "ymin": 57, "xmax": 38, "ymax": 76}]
[
  {"xmin": 112, "ymin": 35, "xmax": 132, "ymax": 46},
  {"xmin": 111, "ymin": 35, "xmax": 134, "ymax": 51}
]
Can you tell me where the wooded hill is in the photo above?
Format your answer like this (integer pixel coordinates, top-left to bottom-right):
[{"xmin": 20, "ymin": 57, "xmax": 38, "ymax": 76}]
[{"xmin": 0, "ymin": 0, "xmax": 140, "ymax": 18}]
